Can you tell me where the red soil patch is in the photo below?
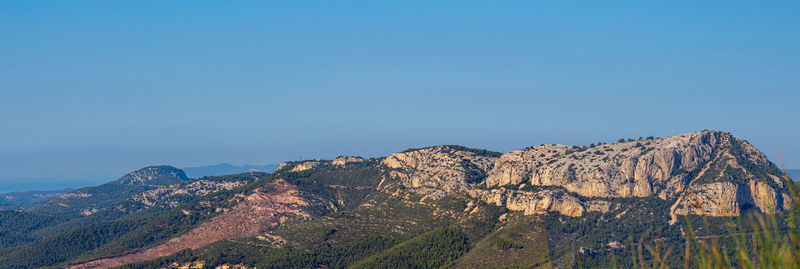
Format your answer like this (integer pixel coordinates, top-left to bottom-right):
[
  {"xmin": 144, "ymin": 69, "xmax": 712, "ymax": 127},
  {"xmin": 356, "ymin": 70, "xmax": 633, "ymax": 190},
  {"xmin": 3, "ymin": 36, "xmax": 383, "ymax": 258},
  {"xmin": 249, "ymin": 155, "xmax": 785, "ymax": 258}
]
[{"xmin": 67, "ymin": 179, "xmax": 307, "ymax": 269}]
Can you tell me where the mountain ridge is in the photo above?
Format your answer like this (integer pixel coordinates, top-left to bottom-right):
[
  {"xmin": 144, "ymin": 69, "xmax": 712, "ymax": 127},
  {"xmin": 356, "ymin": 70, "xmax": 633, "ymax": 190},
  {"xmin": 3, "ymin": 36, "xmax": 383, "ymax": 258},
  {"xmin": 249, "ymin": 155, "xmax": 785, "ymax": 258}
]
[
  {"xmin": 3, "ymin": 130, "xmax": 793, "ymax": 269},
  {"xmin": 371, "ymin": 131, "xmax": 788, "ymax": 222}
]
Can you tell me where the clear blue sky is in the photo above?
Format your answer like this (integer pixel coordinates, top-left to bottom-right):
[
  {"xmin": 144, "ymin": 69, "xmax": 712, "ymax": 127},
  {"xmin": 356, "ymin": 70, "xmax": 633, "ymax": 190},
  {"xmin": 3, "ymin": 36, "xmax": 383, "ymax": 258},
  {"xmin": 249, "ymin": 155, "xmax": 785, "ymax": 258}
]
[{"xmin": 1, "ymin": 1, "xmax": 798, "ymax": 191}]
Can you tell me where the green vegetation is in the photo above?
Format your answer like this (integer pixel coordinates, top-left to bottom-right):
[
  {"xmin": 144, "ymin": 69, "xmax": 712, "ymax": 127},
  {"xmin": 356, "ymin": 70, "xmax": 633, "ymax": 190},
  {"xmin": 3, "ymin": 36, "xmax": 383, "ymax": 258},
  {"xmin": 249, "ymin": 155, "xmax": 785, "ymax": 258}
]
[
  {"xmin": 679, "ymin": 174, "xmax": 800, "ymax": 269},
  {"xmin": 495, "ymin": 237, "xmax": 524, "ymax": 250},
  {"xmin": 0, "ymin": 210, "xmax": 66, "ymax": 248},
  {"xmin": 258, "ymin": 236, "xmax": 402, "ymax": 269},
  {"xmin": 0, "ymin": 189, "xmax": 73, "ymax": 211},
  {"xmin": 543, "ymin": 197, "xmax": 684, "ymax": 268},
  {"xmin": 454, "ymin": 215, "xmax": 551, "ymax": 269},
  {"xmin": 32, "ymin": 183, "xmax": 148, "ymax": 217},
  {"xmin": 0, "ymin": 220, "xmax": 144, "ymax": 268},
  {"xmin": 348, "ymin": 226, "xmax": 469, "ymax": 269},
  {"xmin": 119, "ymin": 239, "xmax": 272, "ymax": 269},
  {"xmin": 574, "ymin": 174, "xmax": 800, "ymax": 269}
]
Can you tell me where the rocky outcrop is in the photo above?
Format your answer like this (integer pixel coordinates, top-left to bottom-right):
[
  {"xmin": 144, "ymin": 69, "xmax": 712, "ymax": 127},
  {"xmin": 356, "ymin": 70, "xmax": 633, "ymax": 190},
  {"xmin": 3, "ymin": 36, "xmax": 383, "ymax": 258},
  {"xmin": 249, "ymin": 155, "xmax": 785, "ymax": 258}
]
[
  {"xmin": 381, "ymin": 146, "xmax": 498, "ymax": 199},
  {"xmin": 332, "ymin": 156, "xmax": 366, "ymax": 167},
  {"xmin": 476, "ymin": 131, "xmax": 789, "ymax": 220},
  {"xmin": 115, "ymin": 166, "xmax": 188, "ymax": 185},
  {"xmin": 671, "ymin": 182, "xmax": 744, "ymax": 219},
  {"xmin": 749, "ymin": 180, "xmax": 782, "ymax": 212},
  {"xmin": 668, "ymin": 179, "xmax": 789, "ymax": 224},
  {"xmin": 485, "ymin": 131, "xmax": 727, "ymax": 198},
  {"xmin": 376, "ymin": 131, "xmax": 788, "ymax": 220},
  {"xmin": 129, "ymin": 179, "xmax": 248, "ymax": 208},
  {"xmin": 277, "ymin": 161, "xmax": 321, "ymax": 173},
  {"xmin": 293, "ymin": 162, "xmax": 320, "ymax": 172},
  {"xmin": 468, "ymin": 188, "xmax": 612, "ymax": 217}
]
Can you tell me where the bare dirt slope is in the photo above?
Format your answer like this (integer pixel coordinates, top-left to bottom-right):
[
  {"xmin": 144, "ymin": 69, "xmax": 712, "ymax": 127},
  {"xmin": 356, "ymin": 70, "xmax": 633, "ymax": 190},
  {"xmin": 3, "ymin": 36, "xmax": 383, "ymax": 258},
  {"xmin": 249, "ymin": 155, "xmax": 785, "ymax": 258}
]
[{"xmin": 66, "ymin": 179, "xmax": 307, "ymax": 269}]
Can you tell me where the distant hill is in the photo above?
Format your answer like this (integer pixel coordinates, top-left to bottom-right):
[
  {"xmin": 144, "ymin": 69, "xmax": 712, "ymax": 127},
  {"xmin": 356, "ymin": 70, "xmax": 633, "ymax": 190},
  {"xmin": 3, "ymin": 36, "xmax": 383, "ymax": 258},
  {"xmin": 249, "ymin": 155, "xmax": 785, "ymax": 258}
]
[
  {"xmin": 182, "ymin": 163, "xmax": 279, "ymax": 178},
  {"xmin": 0, "ymin": 188, "xmax": 73, "ymax": 210},
  {"xmin": 789, "ymin": 169, "xmax": 800, "ymax": 181},
  {"xmin": 33, "ymin": 165, "xmax": 191, "ymax": 217},
  {"xmin": 113, "ymin": 165, "xmax": 189, "ymax": 185}
]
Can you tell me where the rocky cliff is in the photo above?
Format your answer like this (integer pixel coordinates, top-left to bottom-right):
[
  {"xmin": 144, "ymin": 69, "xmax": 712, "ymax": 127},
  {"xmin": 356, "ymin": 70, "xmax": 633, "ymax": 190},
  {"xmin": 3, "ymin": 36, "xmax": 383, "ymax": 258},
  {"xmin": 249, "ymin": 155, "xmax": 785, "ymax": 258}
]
[
  {"xmin": 484, "ymin": 131, "xmax": 726, "ymax": 198},
  {"xmin": 277, "ymin": 161, "xmax": 322, "ymax": 173},
  {"xmin": 380, "ymin": 146, "xmax": 500, "ymax": 200},
  {"xmin": 332, "ymin": 156, "xmax": 366, "ymax": 167},
  {"xmin": 380, "ymin": 131, "xmax": 789, "ymax": 222}
]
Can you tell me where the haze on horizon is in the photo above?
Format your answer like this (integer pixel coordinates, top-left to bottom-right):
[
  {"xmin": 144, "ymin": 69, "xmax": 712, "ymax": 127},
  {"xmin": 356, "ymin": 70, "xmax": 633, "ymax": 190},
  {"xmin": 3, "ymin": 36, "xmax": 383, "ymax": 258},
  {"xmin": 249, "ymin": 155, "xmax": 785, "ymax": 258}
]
[{"xmin": 1, "ymin": 1, "xmax": 798, "ymax": 192}]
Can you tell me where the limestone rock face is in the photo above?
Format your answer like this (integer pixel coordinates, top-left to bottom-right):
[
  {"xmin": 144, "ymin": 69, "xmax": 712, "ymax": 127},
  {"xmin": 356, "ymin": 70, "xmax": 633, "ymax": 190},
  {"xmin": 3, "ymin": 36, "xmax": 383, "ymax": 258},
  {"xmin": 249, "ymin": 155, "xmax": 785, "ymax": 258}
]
[
  {"xmin": 505, "ymin": 190, "xmax": 585, "ymax": 217},
  {"xmin": 332, "ymin": 156, "xmax": 366, "ymax": 167},
  {"xmin": 485, "ymin": 131, "xmax": 725, "ymax": 198},
  {"xmin": 671, "ymin": 182, "xmax": 743, "ymax": 218},
  {"xmin": 381, "ymin": 146, "xmax": 498, "ymax": 199},
  {"xmin": 468, "ymin": 188, "xmax": 612, "ymax": 217},
  {"xmin": 669, "ymin": 179, "xmax": 788, "ymax": 223},
  {"xmin": 277, "ymin": 161, "xmax": 322, "ymax": 173},
  {"xmin": 374, "ymin": 131, "xmax": 788, "ymax": 220},
  {"xmin": 276, "ymin": 162, "xmax": 290, "ymax": 171},
  {"xmin": 477, "ymin": 131, "xmax": 789, "ymax": 220},
  {"xmin": 749, "ymin": 180, "xmax": 782, "ymax": 212}
]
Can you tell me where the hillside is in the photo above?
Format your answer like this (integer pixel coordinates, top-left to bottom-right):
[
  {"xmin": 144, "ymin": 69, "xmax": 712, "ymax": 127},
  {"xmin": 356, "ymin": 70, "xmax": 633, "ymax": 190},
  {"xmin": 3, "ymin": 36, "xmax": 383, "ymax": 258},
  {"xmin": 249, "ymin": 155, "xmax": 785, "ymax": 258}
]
[
  {"xmin": 0, "ymin": 188, "xmax": 73, "ymax": 210},
  {"xmin": 33, "ymin": 165, "xmax": 190, "ymax": 217},
  {"xmin": 0, "ymin": 168, "xmax": 263, "ymax": 268},
  {"xmin": 0, "ymin": 131, "xmax": 792, "ymax": 269}
]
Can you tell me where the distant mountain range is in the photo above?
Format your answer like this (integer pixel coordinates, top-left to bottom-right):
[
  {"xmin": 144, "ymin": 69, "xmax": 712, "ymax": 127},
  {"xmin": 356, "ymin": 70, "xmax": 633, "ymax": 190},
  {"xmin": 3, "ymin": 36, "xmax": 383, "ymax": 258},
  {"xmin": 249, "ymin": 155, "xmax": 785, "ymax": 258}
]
[{"xmin": 182, "ymin": 163, "xmax": 279, "ymax": 178}]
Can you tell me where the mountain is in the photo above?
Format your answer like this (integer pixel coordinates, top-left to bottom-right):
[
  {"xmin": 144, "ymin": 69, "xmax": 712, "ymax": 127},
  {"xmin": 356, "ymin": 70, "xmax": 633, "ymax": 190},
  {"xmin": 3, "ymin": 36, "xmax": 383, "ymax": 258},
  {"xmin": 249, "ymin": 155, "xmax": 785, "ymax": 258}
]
[
  {"xmin": 477, "ymin": 131, "xmax": 787, "ymax": 224},
  {"xmin": 114, "ymin": 165, "xmax": 189, "ymax": 185},
  {"xmin": 0, "ymin": 131, "xmax": 792, "ymax": 269},
  {"xmin": 183, "ymin": 163, "xmax": 280, "ymax": 178},
  {"xmin": 0, "ymin": 188, "xmax": 73, "ymax": 210}
]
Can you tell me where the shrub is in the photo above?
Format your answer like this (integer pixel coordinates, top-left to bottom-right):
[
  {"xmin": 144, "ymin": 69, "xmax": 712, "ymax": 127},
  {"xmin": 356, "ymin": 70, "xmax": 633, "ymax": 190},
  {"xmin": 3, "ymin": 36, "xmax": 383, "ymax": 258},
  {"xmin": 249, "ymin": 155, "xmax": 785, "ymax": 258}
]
[{"xmin": 494, "ymin": 238, "xmax": 523, "ymax": 250}]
